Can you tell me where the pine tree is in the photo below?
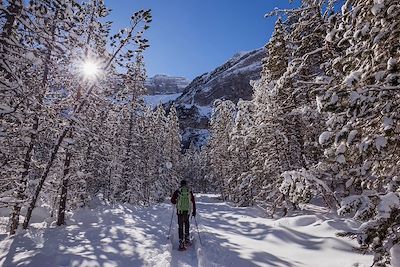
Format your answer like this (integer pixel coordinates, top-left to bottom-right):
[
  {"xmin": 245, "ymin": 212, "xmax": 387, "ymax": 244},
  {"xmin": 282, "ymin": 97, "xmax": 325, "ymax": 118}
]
[
  {"xmin": 276, "ymin": 0, "xmax": 327, "ymax": 167},
  {"xmin": 119, "ymin": 53, "xmax": 147, "ymax": 203},
  {"xmin": 252, "ymin": 1, "xmax": 331, "ymax": 214},
  {"xmin": 151, "ymin": 105, "xmax": 168, "ymax": 202},
  {"xmin": 165, "ymin": 105, "xmax": 182, "ymax": 193},
  {"xmin": 228, "ymin": 100, "xmax": 256, "ymax": 205},
  {"xmin": 261, "ymin": 18, "xmax": 288, "ymax": 82},
  {"xmin": 319, "ymin": 0, "xmax": 400, "ymax": 265},
  {"xmin": 209, "ymin": 100, "xmax": 236, "ymax": 200}
]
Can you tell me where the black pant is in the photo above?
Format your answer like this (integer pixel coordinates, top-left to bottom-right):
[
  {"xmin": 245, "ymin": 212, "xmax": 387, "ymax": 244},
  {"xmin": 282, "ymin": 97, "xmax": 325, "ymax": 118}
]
[{"xmin": 177, "ymin": 212, "xmax": 189, "ymax": 241}]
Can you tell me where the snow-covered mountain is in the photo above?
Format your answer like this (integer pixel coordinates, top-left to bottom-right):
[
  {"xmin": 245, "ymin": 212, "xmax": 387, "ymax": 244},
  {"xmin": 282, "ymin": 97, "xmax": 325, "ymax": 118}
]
[
  {"xmin": 170, "ymin": 48, "xmax": 265, "ymax": 148},
  {"xmin": 145, "ymin": 74, "xmax": 190, "ymax": 95},
  {"xmin": 175, "ymin": 48, "xmax": 264, "ymax": 107}
]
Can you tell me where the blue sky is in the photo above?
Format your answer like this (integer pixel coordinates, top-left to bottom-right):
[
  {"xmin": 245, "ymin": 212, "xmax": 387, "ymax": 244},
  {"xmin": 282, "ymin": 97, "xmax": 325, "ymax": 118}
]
[{"xmin": 106, "ymin": 0, "xmax": 300, "ymax": 80}]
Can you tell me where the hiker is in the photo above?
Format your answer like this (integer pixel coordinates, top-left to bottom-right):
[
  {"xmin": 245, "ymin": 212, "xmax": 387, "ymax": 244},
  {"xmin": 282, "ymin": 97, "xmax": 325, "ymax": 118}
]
[{"xmin": 171, "ymin": 179, "xmax": 196, "ymax": 250}]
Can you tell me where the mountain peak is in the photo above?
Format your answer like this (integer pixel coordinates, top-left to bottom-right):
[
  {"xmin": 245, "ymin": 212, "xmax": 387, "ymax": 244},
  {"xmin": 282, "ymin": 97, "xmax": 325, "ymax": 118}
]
[
  {"xmin": 175, "ymin": 47, "xmax": 265, "ymax": 107},
  {"xmin": 145, "ymin": 75, "xmax": 190, "ymax": 95}
]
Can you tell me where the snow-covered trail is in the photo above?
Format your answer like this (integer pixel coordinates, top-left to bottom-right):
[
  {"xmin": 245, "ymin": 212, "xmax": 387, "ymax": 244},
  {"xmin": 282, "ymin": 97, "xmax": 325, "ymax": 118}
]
[{"xmin": 0, "ymin": 194, "xmax": 372, "ymax": 267}]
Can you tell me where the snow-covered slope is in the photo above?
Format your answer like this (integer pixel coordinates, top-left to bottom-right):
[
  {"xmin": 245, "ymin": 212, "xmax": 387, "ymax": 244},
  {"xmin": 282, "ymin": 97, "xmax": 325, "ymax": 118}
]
[
  {"xmin": 142, "ymin": 93, "xmax": 182, "ymax": 109},
  {"xmin": 145, "ymin": 74, "xmax": 190, "ymax": 95},
  {"xmin": 175, "ymin": 48, "xmax": 264, "ymax": 107},
  {"xmin": 0, "ymin": 194, "xmax": 374, "ymax": 267}
]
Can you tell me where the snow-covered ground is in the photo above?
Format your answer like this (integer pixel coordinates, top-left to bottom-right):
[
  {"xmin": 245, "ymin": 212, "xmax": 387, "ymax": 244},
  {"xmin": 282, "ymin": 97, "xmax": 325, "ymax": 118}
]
[
  {"xmin": 142, "ymin": 93, "xmax": 182, "ymax": 108},
  {"xmin": 0, "ymin": 195, "xmax": 373, "ymax": 267}
]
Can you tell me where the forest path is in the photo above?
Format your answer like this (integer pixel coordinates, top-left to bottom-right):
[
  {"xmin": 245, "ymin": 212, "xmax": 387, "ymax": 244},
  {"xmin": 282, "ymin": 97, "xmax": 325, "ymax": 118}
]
[{"xmin": 0, "ymin": 194, "xmax": 372, "ymax": 267}]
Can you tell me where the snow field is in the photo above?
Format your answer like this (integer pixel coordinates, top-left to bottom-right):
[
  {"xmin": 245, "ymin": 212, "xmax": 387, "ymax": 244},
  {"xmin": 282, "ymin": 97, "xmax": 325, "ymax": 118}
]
[
  {"xmin": 142, "ymin": 94, "xmax": 182, "ymax": 108},
  {"xmin": 0, "ymin": 194, "xmax": 373, "ymax": 267}
]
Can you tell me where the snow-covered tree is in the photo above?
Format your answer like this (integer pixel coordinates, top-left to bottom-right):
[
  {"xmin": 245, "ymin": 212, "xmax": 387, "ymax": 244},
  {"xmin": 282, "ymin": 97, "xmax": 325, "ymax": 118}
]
[
  {"xmin": 318, "ymin": 0, "xmax": 400, "ymax": 264},
  {"xmin": 2, "ymin": 0, "xmax": 83, "ymax": 234},
  {"xmin": 164, "ymin": 105, "xmax": 182, "ymax": 192},
  {"xmin": 228, "ymin": 100, "xmax": 256, "ymax": 205},
  {"xmin": 261, "ymin": 18, "xmax": 288, "ymax": 82},
  {"xmin": 209, "ymin": 99, "xmax": 236, "ymax": 200},
  {"xmin": 252, "ymin": 1, "xmax": 331, "ymax": 213}
]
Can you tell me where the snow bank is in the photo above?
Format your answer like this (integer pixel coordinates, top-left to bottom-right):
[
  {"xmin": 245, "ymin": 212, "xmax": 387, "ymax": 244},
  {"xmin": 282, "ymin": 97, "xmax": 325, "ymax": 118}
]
[
  {"xmin": 391, "ymin": 244, "xmax": 400, "ymax": 267},
  {"xmin": 319, "ymin": 131, "xmax": 332, "ymax": 145},
  {"xmin": 195, "ymin": 195, "xmax": 372, "ymax": 267}
]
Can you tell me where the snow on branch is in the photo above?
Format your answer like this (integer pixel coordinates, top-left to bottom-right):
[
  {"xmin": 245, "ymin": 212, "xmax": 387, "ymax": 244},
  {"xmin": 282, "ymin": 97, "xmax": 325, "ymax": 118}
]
[{"xmin": 279, "ymin": 168, "xmax": 337, "ymax": 206}]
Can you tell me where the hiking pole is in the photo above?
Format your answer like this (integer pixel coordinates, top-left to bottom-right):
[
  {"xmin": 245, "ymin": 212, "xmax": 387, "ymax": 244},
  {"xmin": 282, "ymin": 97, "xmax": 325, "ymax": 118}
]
[
  {"xmin": 193, "ymin": 215, "xmax": 203, "ymax": 246},
  {"xmin": 167, "ymin": 205, "xmax": 175, "ymax": 240}
]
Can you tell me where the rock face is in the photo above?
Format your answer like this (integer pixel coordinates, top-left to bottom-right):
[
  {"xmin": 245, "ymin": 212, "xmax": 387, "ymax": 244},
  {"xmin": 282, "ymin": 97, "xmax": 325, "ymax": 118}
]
[
  {"xmin": 145, "ymin": 74, "xmax": 190, "ymax": 95},
  {"xmin": 170, "ymin": 48, "xmax": 265, "ymax": 149},
  {"xmin": 175, "ymin": 48, "xmax": 264, "ymax": 106}
]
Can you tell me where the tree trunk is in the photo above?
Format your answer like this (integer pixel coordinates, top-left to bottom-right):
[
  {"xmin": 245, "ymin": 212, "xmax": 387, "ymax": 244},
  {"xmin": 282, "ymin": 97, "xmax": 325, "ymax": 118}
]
[
  {"xmin": 56, "ymin": 171, "xmax": 69, "ymax": 226},
  {"xmin": 9, "ymin": 117, "xmax": 38, "ymax": 234},
  {"xmin": 22, "ymin": 127, "xmax": 70, "ymax": 229},
  {"xmin": 121, "ymin": 110, "xmax": 135, "ymax": 196},
  {"xmin": 57, "ymin": 133, "xmax": 73, "ymax": 226}
]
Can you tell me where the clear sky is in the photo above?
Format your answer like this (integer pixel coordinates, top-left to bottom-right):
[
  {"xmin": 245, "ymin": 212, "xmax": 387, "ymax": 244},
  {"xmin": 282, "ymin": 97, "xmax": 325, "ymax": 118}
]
[{"xmin": 106, "ymin": 0, "xmax": 300, "ymax": 80}]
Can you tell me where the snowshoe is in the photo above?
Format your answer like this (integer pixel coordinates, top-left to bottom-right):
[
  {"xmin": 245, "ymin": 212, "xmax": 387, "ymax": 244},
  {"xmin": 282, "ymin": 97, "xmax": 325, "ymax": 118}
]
[
  {"xmin": 184, "ymin": 238, "xmax": 192, "ymax": 246},
  {"xmin": 178, "ymin": 241, "xmax": 186, "ymax": 251}
]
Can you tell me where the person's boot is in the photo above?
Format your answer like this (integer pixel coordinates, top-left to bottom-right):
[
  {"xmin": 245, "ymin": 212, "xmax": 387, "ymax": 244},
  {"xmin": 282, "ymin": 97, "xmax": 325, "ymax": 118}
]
[
  {"xmin": 178, "ymin": 240, "xmax": 185, "ymax": 250},
  {"xmin": 184, "ymin": 235, "xmax": 191, "ymax": 245}
]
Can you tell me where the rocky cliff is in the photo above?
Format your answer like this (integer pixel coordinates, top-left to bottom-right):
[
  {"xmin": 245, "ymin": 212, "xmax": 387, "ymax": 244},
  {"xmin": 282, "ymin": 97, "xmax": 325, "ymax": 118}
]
[{"xmin": 145, "ymin": 74, "xmax": 190, "ymax": 95}]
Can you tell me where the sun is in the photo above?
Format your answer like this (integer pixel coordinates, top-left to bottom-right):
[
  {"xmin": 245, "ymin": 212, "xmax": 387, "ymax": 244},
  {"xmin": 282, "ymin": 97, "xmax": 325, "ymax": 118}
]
[{"xmin": 82, "ymin": 61, "xmax": 100, "ymax": 77}]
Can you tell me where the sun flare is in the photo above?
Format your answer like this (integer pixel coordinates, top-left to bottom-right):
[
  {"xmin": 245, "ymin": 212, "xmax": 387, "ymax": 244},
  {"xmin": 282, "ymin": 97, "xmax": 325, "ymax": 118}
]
[{"xmin": 82, "ymin": 61, "xmax": 100, "ymax": 77}]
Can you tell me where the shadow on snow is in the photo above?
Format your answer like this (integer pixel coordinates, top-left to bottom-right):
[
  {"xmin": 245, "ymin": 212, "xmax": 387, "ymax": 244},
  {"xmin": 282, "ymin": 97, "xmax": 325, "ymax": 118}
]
[{"xmin": 1, "ymin": 204, "xmax": 172, "ymax": 267}]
